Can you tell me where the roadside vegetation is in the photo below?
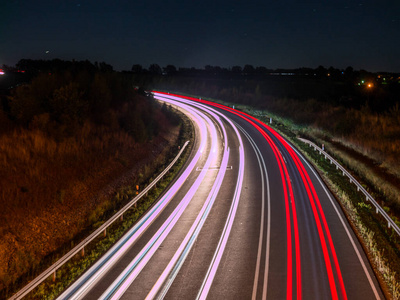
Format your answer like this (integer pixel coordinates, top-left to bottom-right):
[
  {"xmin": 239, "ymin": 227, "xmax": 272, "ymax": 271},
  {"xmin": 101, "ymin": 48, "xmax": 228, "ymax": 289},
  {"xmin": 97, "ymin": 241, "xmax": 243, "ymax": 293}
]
[
  {"xmin": 22, "ymin": 110, "xmax": 192, "ymax": 300},
  {"xmin": 0, "ymin": 60, "xmax": 190, "ymax": 298}
]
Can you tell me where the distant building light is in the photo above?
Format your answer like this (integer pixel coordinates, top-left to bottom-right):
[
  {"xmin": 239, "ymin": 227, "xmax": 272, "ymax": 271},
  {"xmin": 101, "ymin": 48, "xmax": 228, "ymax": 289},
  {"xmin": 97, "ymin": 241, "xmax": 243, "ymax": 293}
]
[{"xmin": 270, "ymin": 72, "xmax": 295, "ymax": 76}]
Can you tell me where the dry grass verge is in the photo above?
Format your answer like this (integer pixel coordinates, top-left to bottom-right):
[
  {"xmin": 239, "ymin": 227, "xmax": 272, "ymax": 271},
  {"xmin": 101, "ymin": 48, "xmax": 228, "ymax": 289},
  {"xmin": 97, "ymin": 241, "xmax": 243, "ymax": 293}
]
[{"xmin": 0, "ymin": 112, "xmax": 182, "ymax": 298}]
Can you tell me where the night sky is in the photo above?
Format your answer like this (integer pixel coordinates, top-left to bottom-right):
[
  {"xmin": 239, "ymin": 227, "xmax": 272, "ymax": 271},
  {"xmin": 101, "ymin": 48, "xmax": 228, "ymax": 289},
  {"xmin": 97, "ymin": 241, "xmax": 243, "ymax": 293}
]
[{"xmin": 1, "ymin": 0, "xmax": 399, "ymax": 72}]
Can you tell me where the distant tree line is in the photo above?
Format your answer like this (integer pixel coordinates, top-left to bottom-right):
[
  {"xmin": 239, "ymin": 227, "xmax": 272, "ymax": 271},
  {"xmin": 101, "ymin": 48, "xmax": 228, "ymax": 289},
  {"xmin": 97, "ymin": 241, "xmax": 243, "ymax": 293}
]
[
  {"xmin": 0, "ymin": 59, "xmax": 161, "ymax": 142},
  {"xmin": 136, "ymin": 63, "xmax": 400, "ymax": 172},
  {"xmin": 129, "ymin": 63, "xmax": 398, "ymax": 84}
]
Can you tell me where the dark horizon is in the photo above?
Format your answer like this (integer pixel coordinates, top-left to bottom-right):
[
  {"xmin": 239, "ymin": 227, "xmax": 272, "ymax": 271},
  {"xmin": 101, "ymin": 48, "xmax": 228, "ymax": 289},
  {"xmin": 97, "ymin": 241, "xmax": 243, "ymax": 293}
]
[{"xmin": 3, "ymin": 57, "xmax": 400, "ymax": 76}]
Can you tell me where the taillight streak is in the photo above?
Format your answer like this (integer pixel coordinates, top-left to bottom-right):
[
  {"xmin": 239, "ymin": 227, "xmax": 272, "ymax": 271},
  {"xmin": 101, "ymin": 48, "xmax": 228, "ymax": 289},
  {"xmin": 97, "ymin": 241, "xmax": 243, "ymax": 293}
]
[{"xmin": 233, "ymin": 108, "xmax": 348, "ymax": 300}]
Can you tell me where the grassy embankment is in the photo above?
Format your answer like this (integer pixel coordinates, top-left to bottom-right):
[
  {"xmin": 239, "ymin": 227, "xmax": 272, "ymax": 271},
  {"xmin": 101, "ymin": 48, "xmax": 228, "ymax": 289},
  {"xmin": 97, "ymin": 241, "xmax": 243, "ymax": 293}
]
[
  {"xmin": 0, "ymin": 64, "xmax": 193, "ymax": 299},
  {"xmin": 167, "ymin": 91, "xmax": 400, "ymax": 299},
  {"xmin": 1, "ymin": 106, "xmax": 193, "ymax": 300},
  {"xmin": 23, "ymin": 108, "xmax": 193, "ymax": 299}
]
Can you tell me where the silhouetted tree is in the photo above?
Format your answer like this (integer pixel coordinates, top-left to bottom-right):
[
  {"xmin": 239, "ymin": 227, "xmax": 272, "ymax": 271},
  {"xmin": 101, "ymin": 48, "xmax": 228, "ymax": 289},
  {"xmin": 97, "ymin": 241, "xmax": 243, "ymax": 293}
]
[
  {"xmin": 344, "ymin": 66, "xmax": 355, "ymax": 80},
  {"xmin": 50, "ymin": 82, "xmax": 87, "ymax": 135},
  {"xmin": 315, "ymin": 65, "xmax": 327, "ymax": 77},
  {"xmin": 231, "ymin": 66, "xmax": 242, "ymax": 73},
  {"xmin": 255, "ymin": 66, "xmax": 268, "ymax": 75},
  {"xmin": 243, "ymin": 64, "xmax": 255, "ymax": 75},
  {"xmin": 149, "ymin": 64, "xmax": 162, "ymax": 75},
  {"xmin": 163, "ymin": 65, "xmax": 177, "ymax": 75},
  {"xmin": 98, "ymin": 62, "xmax": 113, "ymax": 72},
  {"xmin": 132, "ymin": 64, "xmax": 143, "ymax": 74}
]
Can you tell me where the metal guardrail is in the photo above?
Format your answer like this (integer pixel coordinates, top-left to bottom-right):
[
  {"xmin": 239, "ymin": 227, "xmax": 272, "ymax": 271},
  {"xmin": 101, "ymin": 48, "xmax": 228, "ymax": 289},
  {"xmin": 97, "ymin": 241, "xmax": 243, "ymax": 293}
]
[
  {"xmin": 299, "ymin": 138, "xmax": 400, "ymax": 237},
  {"xmin": 9, "ymin": 140, "xmax": 190, "ymax": 300}
]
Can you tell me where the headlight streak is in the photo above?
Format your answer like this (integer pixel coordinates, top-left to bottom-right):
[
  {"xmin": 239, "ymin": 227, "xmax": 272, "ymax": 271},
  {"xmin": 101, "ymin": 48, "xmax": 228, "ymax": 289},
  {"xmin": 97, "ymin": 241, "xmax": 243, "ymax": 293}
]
[
  {"xmin": 147, "ymin": 94, "xmax": 246, "ymax": 300},
  {"xmin": 58, "ymin": 99, "xmax": 208, "ymax": 300},
  {"xmin": 100, "ymin": 99, "xmax": 219, "ymax": 300},
  {"xmin": 196, "ymin": 145, "xmax": 244, "ymax": 300},
  {"xmin": 155, "ymin": 92, "xmax": 301, "ymax": 300},
  {"xmin": 153, "ymin": 93, "xmax": 246, "ymax": 299},
  {"xmin": 144, "ymin": 101, "xmax": 230, "ymax": 299}
]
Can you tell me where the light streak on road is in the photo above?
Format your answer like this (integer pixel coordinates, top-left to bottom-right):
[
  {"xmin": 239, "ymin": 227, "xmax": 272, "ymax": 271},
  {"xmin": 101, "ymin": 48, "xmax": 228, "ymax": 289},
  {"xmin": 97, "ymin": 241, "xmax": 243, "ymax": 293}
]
[
  {"xmin": 231, "ymin": 107, "xmax": 348, "ymax": 300},
  {"xmin": 56, "ymin": 90, "xmax": 384, "ymax": 300},
  {"xmin": 155, "ymin": 94, "xmax": 246, "ymax": 300},
  {"xmin": 234, "ymin": 122, "xmax": 271, "ymax": 300},
  {"xmin": 156, "ymin": 92, "xmax": 302, "ymax": 299},
  {"xmin": 100, "ymin": 99, "xmax": 220, "ymax": 299},
  {"xmin": 58, "ymin": 99, "xmax": 210, "ymax": 300},
  {"xmin": 145, "ymin": 101, "xmax": 231, "ymax": 299}
]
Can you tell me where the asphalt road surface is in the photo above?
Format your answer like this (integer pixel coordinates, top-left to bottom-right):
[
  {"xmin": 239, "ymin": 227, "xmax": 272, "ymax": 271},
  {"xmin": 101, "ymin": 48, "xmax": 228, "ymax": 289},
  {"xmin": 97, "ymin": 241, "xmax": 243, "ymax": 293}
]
[{"xmin": 58, "ymin": 92, "xmax": 384, "ymax": 300}]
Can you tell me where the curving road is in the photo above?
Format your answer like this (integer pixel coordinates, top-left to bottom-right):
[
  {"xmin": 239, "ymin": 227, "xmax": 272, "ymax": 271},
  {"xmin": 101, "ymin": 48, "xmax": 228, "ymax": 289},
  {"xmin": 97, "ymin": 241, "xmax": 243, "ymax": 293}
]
[{"xmin": 58, "ymin": 92, "xmax": 384, "ymax": 300}]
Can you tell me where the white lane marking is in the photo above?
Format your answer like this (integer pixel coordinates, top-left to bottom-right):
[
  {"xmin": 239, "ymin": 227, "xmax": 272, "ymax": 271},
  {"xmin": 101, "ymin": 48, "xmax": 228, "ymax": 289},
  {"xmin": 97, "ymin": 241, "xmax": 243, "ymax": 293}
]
[
  {"xmin": 291, "ymin": 145, "xmax": 382, "ymax": 300},
  {"xmin": 196, "ymin": 130, "xmax": 245, "ymax": 299},
  {"xmin": 149, "ymin": 147, "xmax": 230, "ymax": 299},
  {"xmin": 236, "ymin": 123, "xmax": 271, "ymax": 300}
]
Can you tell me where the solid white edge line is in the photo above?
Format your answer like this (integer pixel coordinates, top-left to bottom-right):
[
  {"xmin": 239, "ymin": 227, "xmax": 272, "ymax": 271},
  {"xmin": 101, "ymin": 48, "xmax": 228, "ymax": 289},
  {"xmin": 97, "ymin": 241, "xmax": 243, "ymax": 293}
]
[
  {"xmin": 235, "ymin": 124, "xmax": 269, "ymax": 300},
  {"xmin": 291, "ymin": 144, "xmax": 382, "ymax": 300}
]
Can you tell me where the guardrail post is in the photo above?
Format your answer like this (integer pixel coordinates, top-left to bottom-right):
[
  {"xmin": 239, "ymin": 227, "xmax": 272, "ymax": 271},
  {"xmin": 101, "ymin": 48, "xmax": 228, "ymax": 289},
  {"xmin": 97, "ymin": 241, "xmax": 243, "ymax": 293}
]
[
  {"xmin": 120, "ymin": 214, "xmax": 123, "ymax": 222},
  {"xmin": 388, "ymin": 222, "xmax": 391, "ymax": 229},
  {"xmin": 53, "ymin": 271, "xmax": 56, "ymax": 282},
  {"xmin": 336, "ymin": 165, "xmax": 338, "ymax": 170},
  {"xmin": 376, "ymin": 207, "xmax": 379, "ymax": 214},
  {"xmin": 366, "ymin": 196, "xmax": 369, "ymax": 201},
  {"xmin": 342, "ymin": 171, "xmax": 345, "ymax": 176},
  {"xmin": 350, "ymin": 178, "xmax": 352, "ymax": 183},
  {"xmin": 81, "ymin": 247, "xmax": 85, "ymax": 257},
  {"xmin": 357, "ymin": 186, "xmax": 360, "ymax": 191},
  {"xmin": 104, "ymin": 228, "xmax": 107, "ymax": 237}
]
